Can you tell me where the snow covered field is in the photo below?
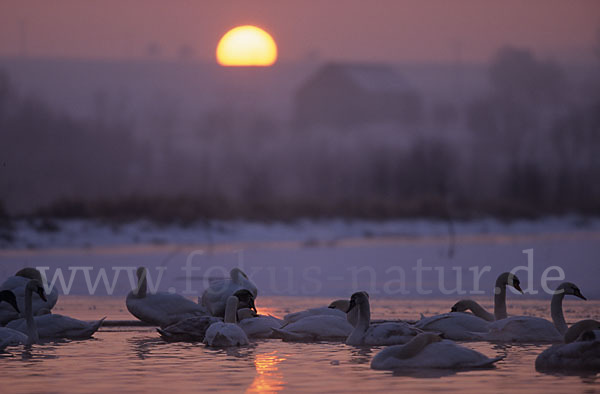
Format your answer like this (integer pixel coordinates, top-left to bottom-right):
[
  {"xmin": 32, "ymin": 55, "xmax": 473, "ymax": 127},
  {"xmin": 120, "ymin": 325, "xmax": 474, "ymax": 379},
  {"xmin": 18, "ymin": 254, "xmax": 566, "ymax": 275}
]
[
  {"xmin": 1, "ymin": 216, "xmax": 599, "ymax": 299},
  {"xmin": 3, "ymin": 216, "xmax": 598, "ymax": 250}
]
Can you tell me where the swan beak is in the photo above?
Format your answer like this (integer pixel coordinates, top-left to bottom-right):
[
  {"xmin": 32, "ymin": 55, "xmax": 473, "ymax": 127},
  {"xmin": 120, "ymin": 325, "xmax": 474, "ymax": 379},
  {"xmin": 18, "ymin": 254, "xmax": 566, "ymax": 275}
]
[
  {"xmin": 37, "ymin": 287, "xmax": 48, "ymax": 302},
  {"xmin": 450, "ymin": 306, "xmax": 457, "ymax": 312},
  {"xmin": 347, "ymin": 299, "xmax": 356, "ymax": 312},
  {"xmin": 249, "ymin": 298, "xmax": 257, "ymax": 313},
  {"xmin": 575, "ymin": 290, "xmax": 587, "ymax": 300},
  {"xmin": 513, "ymin": 283, "xmax": 523, "ymax": 294}
]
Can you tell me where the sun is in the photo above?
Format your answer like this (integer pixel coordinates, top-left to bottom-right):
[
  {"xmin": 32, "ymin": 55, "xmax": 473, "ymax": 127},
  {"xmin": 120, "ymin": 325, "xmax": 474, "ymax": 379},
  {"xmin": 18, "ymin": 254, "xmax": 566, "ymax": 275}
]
[{"xmin": 216, "ymin": 25, "xmax": 278, "ymax": 66}]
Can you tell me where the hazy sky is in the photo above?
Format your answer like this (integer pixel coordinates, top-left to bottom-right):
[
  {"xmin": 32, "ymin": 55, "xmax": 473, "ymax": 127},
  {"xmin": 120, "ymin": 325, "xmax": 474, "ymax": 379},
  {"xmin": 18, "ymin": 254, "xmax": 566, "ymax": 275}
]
[{"xmin": 0, "ymin": 0, "xmax": 598, "ymax": 64}]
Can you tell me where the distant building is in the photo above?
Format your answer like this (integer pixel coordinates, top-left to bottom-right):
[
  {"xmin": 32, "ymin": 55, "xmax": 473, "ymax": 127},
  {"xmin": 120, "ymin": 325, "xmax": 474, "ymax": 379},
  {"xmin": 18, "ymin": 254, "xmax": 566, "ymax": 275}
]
[{"xmin": 293, "ymin": 63, "xmax": 422, "ymax": 130}]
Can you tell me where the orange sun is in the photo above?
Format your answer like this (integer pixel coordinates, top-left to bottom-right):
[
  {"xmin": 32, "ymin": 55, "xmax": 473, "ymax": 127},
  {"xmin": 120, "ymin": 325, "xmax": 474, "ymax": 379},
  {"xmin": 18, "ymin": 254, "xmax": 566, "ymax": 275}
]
[{"xmin": 216, "ymin": 25, "xmax": 278, "ymax": 66}]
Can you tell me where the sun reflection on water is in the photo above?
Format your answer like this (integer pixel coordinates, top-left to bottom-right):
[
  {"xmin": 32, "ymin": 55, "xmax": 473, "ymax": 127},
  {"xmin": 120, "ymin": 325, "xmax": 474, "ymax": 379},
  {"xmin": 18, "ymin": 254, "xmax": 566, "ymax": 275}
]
[{"xmin": 247, "ymin": 351, "xmax": 287, "ymax": 393}]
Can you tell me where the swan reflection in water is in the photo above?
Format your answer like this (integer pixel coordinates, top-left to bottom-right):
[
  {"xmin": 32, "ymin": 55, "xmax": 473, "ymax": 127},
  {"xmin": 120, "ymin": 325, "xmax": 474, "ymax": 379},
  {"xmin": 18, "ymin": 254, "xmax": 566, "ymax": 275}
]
[{"xmin": 247, "ymin": 351, "xmax": 286, "ymax": 393}]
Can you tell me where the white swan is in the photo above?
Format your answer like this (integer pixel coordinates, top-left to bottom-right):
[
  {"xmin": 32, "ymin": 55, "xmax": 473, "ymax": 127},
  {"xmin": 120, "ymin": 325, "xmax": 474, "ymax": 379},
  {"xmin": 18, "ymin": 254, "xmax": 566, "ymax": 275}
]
[
  {"xmin": 371, "ymin": 333, "xmax": 503, "ymax": 370},
  {"xmin": 415, "ymin": 272, "xmax": 522, "ymax": 340},
  {"xmin": 346, "ymin": 292, "xmax": 420, "ymax": 346},
  {"xmin": 157, "ymin": 315, "xmax": 221, "ymax": 342},
  {"xmin": 201, "ymin": 268, "xmax": 258, "ymax": 317},
  {"xmin": 204, "ymin": 295, "xmax": 249, "ymax": 347},
  {"xmin": 0, "ymin": 290, "xmax": 28, "ymax": 349},
  {"xmin": 126, "ymin": 266, "xmax": 207, "ymax": 327},
  {"xmin": 237, "ymin": 308, "xmax": 284, "ymax": 339},
  {"xmin": 283, "ymin": 299, "xmax": 359, "ymax": 327},
  {"xmin": 481, "ymin": 282, "xmax": 586, "ymax": 343},
  {"xmin": 7, "ymin": 280, "xmax": 105, "ymax": 340},
  {"xmin": 535, "ymin": 319, "xmax": 600, "ymax": 372},
  {"xmin": 0, "ymin": 267, "xmax": 59, "ymax": 325}
]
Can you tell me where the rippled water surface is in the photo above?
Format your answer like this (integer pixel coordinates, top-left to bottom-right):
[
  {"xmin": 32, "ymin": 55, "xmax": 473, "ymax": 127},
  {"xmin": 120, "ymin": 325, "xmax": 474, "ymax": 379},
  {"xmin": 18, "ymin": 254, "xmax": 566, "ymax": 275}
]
[{"xmin": 1, "ymin": 296, "xmax": 599, "ymax": 393}]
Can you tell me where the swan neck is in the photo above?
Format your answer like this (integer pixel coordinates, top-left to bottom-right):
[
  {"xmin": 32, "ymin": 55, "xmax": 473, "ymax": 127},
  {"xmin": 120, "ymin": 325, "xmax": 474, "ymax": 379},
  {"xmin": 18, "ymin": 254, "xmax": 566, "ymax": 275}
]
[
  {"xmin": 551, "ymin": 291, "xmax": 567, "ymax": 334},
  {"xmin": 136, "ymin": 271, "xmax": 147, "ymax": 298},
  {"xmin": 347, "ymin": 300, "xmax": 371, "ymax": 345},
  {"xmin": 24, "ymin": 285, "xmax": 39, "ymax": 344},
  {"xmin": 224, "ymin": 296, "xmax": 238, "ymax": 324},
  {"xmin": 494, "ymin": 282, "xmax": 507, "ymax": 321},
  {"xmin": 357, "ymin": 301, "xmax": 371, "ymax": 329},
  {"xmin": 230, "ymin": 269, "xmax": 241, "ymax": 284},
  {"xmin": 396, "ymin": 335, "xmax": 434, "ymax": 359},
  {"xmin": 465, "ymin": 301, "xmax": 495, "ymax": 321}
]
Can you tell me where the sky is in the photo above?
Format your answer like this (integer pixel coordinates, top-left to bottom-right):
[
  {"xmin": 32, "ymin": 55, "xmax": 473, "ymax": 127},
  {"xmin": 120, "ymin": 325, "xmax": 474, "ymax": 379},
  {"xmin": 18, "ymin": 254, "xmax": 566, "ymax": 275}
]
[{"xmin": 0, "ymin": 0, "xmax": 599, "ymax": 64}]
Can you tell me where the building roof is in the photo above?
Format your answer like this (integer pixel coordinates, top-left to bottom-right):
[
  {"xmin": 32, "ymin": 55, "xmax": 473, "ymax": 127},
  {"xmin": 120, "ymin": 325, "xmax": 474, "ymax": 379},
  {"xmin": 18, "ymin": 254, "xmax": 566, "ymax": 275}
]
[{"xmin": 325, "ymin": 63, "xmax": 411, "ymax": 93}]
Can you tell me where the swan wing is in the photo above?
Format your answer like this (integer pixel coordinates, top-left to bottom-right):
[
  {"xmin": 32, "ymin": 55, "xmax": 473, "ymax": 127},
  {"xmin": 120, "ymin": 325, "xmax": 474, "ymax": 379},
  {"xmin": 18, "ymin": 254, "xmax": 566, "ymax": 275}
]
[
  {"xmin": 204, "ymin": 322, "xmax": 249, "ymax": 347},
  {"xmin": 127, "ymin": 292, "xmax": 206, "ymax": 326},
  {"xmin": 486, "ymin": 316, "xmax": 561, "ymax": 342},
  {"xmin": 364, "ymin": 322, "xmax": 420, "ymax": 346},
  {"xmin": 7, "ymin": 314, "xmax": 105, "ymax": 339},
  {"xmin": 283, "ymin": 307, "xmax": 345, "ymax": 323},
  {"xmin": 273, "ymin": 315, "xmax": 352, "ymax": 342},
  {"xmin": 415, "ymin": 313, "xmax": 490, "ymax": 340},
  {"xmin": 371, "ymin": 340, "xmax": 503, "ymax": 370},
  {"xmin": 239, "ymin": 316, "xmax": 283, "ymax": 338},
  {"xmin": 0, "ymin": 327, "xmax": 28, "ymax": 346},
  {"xmin": 158, "ymin": 316, "xmax": 220, "ymax": 342},
  {"xmin": 536, "ymin": 338, "xmax": 600, "ymax": 371}
]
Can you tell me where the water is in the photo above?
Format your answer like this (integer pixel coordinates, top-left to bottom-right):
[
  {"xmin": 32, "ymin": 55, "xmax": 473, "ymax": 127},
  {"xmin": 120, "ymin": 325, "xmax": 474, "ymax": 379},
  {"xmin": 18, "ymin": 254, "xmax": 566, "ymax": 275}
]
[{"xmin": 1, "ymin": 296, "xmax": 599, "ymax": 393}]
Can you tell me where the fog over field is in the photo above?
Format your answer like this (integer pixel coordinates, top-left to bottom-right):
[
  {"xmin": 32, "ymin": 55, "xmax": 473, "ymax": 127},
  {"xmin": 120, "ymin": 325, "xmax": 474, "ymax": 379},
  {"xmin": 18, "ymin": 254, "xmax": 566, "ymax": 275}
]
[{"xmin": 1, "ymin": 48, "xmax": 599, "ymax": 221}]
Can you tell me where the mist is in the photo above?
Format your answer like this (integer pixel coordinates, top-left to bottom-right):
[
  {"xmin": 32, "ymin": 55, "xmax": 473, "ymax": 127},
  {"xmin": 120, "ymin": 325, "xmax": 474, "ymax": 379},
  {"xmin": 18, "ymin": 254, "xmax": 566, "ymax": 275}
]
[{"xmin": 0, "ymin": 44, "xmax": 598, "ymax": 222}]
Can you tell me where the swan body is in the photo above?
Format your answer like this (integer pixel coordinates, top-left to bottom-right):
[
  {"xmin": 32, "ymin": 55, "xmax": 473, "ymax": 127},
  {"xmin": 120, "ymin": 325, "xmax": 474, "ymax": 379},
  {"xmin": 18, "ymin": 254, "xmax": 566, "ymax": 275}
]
[
  {"xmin": 238, "ymin": 312, "xmax": 283, "ymax": 339},
  {"xmin": 202, "ymin": 268, "xmax": 258, "ymax": 317},
  {"xmin": 565, "ymin": 320, "xmax": 600, "ymax": 343},
  {"xmin": 483, "ymin": 316, "xmax": 562, "ymax": 342},
  {"xmin": 284, "ymin": 307, "xmax": 346, "ymax": 324},
  {"xmin": 126, "ymin": 267, "xmax": 207, "ymax": 327},
  {"xmin": 536, "ymin": 320, "xmax": 600, "ymax": 372},
  {"xmin": 0, "ymin": 268, "xmax": 59, "ymax": 325},
  {"xmin": 346, "ymin": 292, "xmax": 419, "ymax": 346},
  {"xmin": 7, "ymin": 314, "xmax": 105, "ymax": 340},
  {"xmin": 415, "ymin": 312, "xmax": 491, "ymax": 341},
  {"xmin": 371, "ymin": 333, "xmax": 503, "ymax": 370},
  {"xmin": 157, "ymin": 316, "xmax": 221, "ymax": 342},
  {"xmin": 283, "ymin": 299, "xmax": 359, "ymax": 327},
  {"xmin": 204, "ymin": 295, "xmax": 249, "ymax": 347},
  {"xmin": 481, "ymin": 282, "xmax": 586, "ymax": 343},
  {"xmin": 0, "ymin": 290, "xmax": 27, "ymax": 348},
  {"xmin": 271, "ymin": 315, "xmax": 353, "ymax": 342},
  {"xmin": 0, "ymin": 327, "xmax": 28, "ymax": 347}
]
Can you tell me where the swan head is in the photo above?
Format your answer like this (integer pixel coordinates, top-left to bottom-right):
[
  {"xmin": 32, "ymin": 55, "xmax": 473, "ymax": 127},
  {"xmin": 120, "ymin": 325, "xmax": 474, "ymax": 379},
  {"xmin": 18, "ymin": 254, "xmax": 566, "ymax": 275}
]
[
  {"xmin": 230, "ymin": 268, "xmax": 249, "ymax": 281},
  {"xmin": 450, "ymin": 299, "xmax": 475, "ymax": 313},
  {"xmin": 233, "ymin": 289, "xmax": 256, "ymax": 313},
  {"xmin": 555, "ymin": 282, "xmax": 586, "ymax": 300},
  {"xmin": 16, "ymin": 267, "xmax": 43, "ymax": 282},
  {"xmin": 347, "ymin": 291, "xmax": 369, "ymax": 312},
  {"xmin": 26, "ymin": 279, "xmax": 47, "ymax": 302},
  {"xmin": 0, "ymin": 290, "xmax": 20, "ymax": 313},
  {"xmin": 496, "ymin": 272, "xmax": 523, "ymax": 293},
  {"xmin": 328, "ymin": 299, "xmax": 351, "ymax": 312}
]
